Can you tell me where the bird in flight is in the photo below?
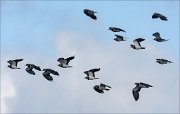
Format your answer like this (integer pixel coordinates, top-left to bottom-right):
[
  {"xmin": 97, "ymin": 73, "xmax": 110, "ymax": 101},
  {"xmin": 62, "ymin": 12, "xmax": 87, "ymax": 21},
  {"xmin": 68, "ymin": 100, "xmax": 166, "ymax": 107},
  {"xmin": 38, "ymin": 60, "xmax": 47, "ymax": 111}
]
[
  {"xmin": 152, "ymin": 13, "xmax": 168, "ymax": 21},
  {"xmin": 94, "ymin": 83, "xmax": 111, "ymax": 94},
  {"xmin": 42, "ymin": 69, "xmax": 59, "ymax": 81},
  {"xmin": 57, "ymin": 56, "xmax": 75, "ymax": 68},
  {"xmin": 84, "ymin": 68, "xmax": 100, "ymax": 80},
  {"xmin": 7, "ymin": 59, "xmax": 23, "ymax": 69},
  {"xmin": 84, "ymin": 9, "xmax": 97, "ymax": 20},
  {"xmin": 114, "ymin": 35, "xmax": 127, "ymax": 42},
  {"xmin": 109, "ymin": 27, "xmax": 126, "ymax": 32},
  {"xmin": 152, "ymin": 32, "xmax": 169, "ymax": 42},
  {"xmin": 132, "ymin": 82, "xmax": 153, "ymax": 101},
  {"xmin": 156, "ymin": 59, "xmax": 173, "ymax": 65},
  {"xmin": 130, "ymin": 38, "xmax": 145, "ymax": 50},
  {"xmin": 25, "ymin": 64, "xmax": 41, "ymax": 75}
]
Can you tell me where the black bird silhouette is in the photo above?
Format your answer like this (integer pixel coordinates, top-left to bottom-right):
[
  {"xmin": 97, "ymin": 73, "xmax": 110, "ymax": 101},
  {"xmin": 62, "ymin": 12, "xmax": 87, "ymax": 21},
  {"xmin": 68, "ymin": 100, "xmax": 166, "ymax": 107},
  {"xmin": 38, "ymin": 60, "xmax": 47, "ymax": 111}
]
[
  {"xmin": 156, "ymin": 59, "xmax": 173, "ymax": 65},
  {"xmin": 84, "ymin": 68, "xmax": 100, "ymax": 80},
  {"xmin": 57, "ymin": 56, "xmax": 75, "ymax": 68},
  {"xmin": 152, "ymin": 13, "xmax": 168, "ymax": 21},
  {"xmin": 152, "ymin": 32, "xmax": 169, "ymax": 42},
  {"xmin": 109, "ymin": 27, "xmax": 126, "ymax": 32},
  {"xmin": 84, "ymin": 9, "xmax": 97, "ymax": 20},
  {"xmin": 25, "ymin": 64, "xmax": 41, "ymax": 75},
  {"xmin": 42, "ymin": 69, "xmax": 59, "ymax": 81},
  {"xmin": 132, "ymin": 82, "xmax": 153, "ymax": 101},
  {"xmin": 7, "ymin": 59, "xmax": 23, "ymax": 69},
  {"xmin": 94, "ymin": 83, "xmax": 111, "ymax": 94}
]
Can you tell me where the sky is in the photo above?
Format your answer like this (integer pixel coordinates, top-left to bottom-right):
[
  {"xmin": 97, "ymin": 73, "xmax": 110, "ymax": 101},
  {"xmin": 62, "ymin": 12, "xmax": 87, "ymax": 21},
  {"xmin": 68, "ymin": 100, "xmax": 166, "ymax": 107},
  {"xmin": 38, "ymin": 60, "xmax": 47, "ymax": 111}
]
[{"xmin": 0, "ymin": 0, "xmax": 179, "ymax": 113}]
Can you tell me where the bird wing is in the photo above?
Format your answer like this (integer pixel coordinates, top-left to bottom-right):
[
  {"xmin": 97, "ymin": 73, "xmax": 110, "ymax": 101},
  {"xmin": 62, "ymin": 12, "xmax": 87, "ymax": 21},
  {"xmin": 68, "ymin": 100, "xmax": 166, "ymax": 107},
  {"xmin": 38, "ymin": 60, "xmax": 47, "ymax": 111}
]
[
  {"xmin": 14, "ymin": 59, "xmax": 23, "ymax": 66},
  {"xmin": 7, "ymin": 60, "xmax": 13, "ymax": 65},
  {"xmin": 140, "ymin": 82, "xmax": 153, "ymax": 88},
  {"xmin": 66, "ymin": 56, "xmax": 75, "ymax": 64},
  {"xmin": 132, "ymin": 90, "xmax": 139, "ymax": 101},
  {"xmin": 152, "ymin": 32, "xmax": 161, "ymax": 39},
  {"xmin": 32, "ymin": 64, "xmax": 41, "ymax": 71},
  {"xmin": 133, "ymin": 38, "xmax": 145, "ymax": 47},
  {"xmin": 159, "ymin": 14, "xmax": 168, "ymax": 21},
  {"xmin": 89, "ymin": 68, "xmax": 100, "ymax": 73},
  {"xmin": 47, "ymin": 69, "xmax": 59, "ymax": 75},
  {"xmin": 43, "ymin": 72, "xmax": 53, "ymax": 81}
]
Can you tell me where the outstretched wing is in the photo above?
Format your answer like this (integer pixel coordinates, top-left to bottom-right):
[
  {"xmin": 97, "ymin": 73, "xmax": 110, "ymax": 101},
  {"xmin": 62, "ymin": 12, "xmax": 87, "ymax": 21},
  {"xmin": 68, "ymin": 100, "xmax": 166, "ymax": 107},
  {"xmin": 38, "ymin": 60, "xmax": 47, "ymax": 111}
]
[
  {"xmin": 47, "ymin": 69, "xmax": 59, "ymax": 75},
  {"xmin": 159, "ymin": 14, "xmax": 168, "ymax": 21},
  {"xmin": 152, "ymin": 13, "xmax": 159, "ymax": 19},
  {"xmin": 13, "ymin": 59, "xmax": 23, "ymax": 66},
  {"xmin": 132, "ymin": 90, "xmax": 139, "ymax": 101},
  {"xmin": 43, "ymin": 73, "xmax": 53, "ymax": 82},
  {"xmin": 89, "ymin": 68, "xmax": 100, "ymax": 73},
  {"xmin": 140, "ymin": 82, "xmax": 153, "ymax": 88},
  {"xmin": 66, "ymin": 56, "xmax": 75, "ymax": 64},
  {"xmin": 133, "ymin": 38, "xmax": 145, "ymax": 47},
  {"xmin": 32, "ymin": 64, "xmax": 41, "ymax": 71},
  {"xmin": 152, "ymin": 32, "xmax": 161, "ymax": 39}
]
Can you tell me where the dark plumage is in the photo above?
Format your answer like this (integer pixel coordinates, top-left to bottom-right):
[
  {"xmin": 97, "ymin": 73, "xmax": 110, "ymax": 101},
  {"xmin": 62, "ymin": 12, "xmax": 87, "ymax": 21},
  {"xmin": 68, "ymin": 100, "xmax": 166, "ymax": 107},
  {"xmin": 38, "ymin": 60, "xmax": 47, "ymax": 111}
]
[
  {"xmin": 152, "ymin": 13, "xmax": 168, "ymax": 21},
  {"xmin": 84, "ymin": 9, "xmax": 97, "ymax": 20},
  {"xmin": 152, "ymin": 32, "xmax": 169, "ymax": 42},
  {"xmin": 42, "ymin": 69, "xmax": 59, "ymax": 81},
  {"xmin": 114, "ymin": 35, "xmax": 126, "ymax": 42},
  {"xmin": 25, "ymin": 64, "xmax": 41, "ymax": 75},
  {"xmin": 130, "ymin": 38, "xmax": 145, "ymax": 50},
  {"xmin": 7, "ymin": 59, "xmax": 23, "ymax": 69},
  {"xmin": 132, "ymin": 82, "xmax": 153, "ymax": 101},
  {"xmin": 94, "ymin": 83, "xmax": 111, "ymax": 94},
  {"xmin": 57, "ymin": 56, "xmax": 75, "ymax": 68},
  {"xmin": 109, "ymin": 27, "xmax": 126, "ymax": 32},
  {"xmin": 156, "ymin": 59, "xmax": 173, "ymax": 65},
  {"xmin": 84, "ymin": 68, "xmax": 100, "ymax": 80}
]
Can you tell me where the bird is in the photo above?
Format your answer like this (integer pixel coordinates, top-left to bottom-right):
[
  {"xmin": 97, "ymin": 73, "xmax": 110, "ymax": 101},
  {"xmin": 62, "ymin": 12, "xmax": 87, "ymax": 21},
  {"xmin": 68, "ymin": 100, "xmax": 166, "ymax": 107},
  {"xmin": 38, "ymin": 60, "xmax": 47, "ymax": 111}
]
[
  {"xmin": 152, "ymin": 32, "xmax": 169, "ymax": 42},
  {"xmin": 25, "ymin": 64, "xmax": 41, "ymax": 75},
  {"xmin": 7, "ymin": 59, "xmax": 23, "ymax": 69},
  {"xmin": 109, "ymin": 27, "xmax": 126, "ymax": 32},
  {"xmin": 132, "ymin": 82, "xmax": 153, "ymax": 101},
  {"xmin": 83, "ymin": 9, "xmax": 97, "ymax": 20},
  {"xmin": 57, "ymin": 56, "xmax": 75, "ymax": 68},
  {"xmin": 152, "ymin": 13, "xmax": 168, "ymax": 21},
  {"xmin": 42, "ymin": 69, "xmax": 59, "ymax": 81},
  {"xmin": 156, "ymin": 59, "xmax": 173, "ymax": 65},
  {"xmin": 130, "ymin": 38, "xmax": 145, "ymax": 50},
  {"xmin": 84, "ymin": 68, "xmax": 100, "ymax": 80},
  {"xmin": 114, "ymin": 35, "xmax": 127, "ymax": 42},
  {"xmin": 94, "ymin": 83, "xmax": 111, "ymax": 94}
]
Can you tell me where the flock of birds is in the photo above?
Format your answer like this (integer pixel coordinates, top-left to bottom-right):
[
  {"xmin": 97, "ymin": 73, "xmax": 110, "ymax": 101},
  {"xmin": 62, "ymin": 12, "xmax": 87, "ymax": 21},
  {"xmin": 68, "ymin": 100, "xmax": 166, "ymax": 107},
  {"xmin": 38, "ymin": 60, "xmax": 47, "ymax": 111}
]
[{"xmin": 7, "ymin": 9, "xmax": 173, "ymax": 101}]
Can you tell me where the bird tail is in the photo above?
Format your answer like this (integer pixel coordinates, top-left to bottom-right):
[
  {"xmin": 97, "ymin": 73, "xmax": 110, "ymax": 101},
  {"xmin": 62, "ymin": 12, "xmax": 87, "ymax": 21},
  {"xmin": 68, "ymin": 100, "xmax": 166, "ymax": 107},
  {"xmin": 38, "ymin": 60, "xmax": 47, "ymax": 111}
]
[
  {"xmin": 104, "ymin": 88, "xmax": 110, "ymax": 91},
  {"xmin": 141, "ymin": 47, "xmax": 145, "ymax": 49}
]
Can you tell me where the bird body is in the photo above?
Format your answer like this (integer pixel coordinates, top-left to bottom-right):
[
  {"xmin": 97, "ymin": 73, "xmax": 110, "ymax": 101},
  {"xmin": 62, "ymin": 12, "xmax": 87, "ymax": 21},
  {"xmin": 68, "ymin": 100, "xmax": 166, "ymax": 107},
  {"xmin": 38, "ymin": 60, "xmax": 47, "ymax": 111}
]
[
  {"xmin": 156, "ymin": 59, "xmax": 173, "ymax": 65},
  {"xmin": 25, "ymin": 64, "xmax": 41, "ymax": 75},
  {"xmin": 130, "ymin": 38, "xmax": 145, "ymax": 50},
  {"xmin": 84, "ymin": 9, "xmax": 97, "ymax": 20},
  {"xmin": 7, "ymin": 59, "xmax": 23, "ymax": 69},
  {"xmin": 114, "ymin": 35, "xmax": 126, "ymax": 42},
  {"xmin": 152, "ymin": 13, "xmax": 168, "ymax": 21},
  {"xmin": 57, "ymin": 56, "xmax": 75, "ymax": 68},
  {"xmin": 94, "ymin": 83, "xmax": 111, "ymax": 94},
  {"xmin": 84, "ymin": 68, "xmax": 100, "ymax": 80},
  {"xmin": 42, "ymin": 69, "xmax": 59, "ymax": 81},
  {"xmin": 152, "ymin": 32, "xmax": 169, "ymax": 42},
  {"xmin": 132, "ymin": 82, "xmax": 153, "ymax": 101},
  {"xmin": 109, "ymin": 27, "xmax": 126, "ymax": 32}
]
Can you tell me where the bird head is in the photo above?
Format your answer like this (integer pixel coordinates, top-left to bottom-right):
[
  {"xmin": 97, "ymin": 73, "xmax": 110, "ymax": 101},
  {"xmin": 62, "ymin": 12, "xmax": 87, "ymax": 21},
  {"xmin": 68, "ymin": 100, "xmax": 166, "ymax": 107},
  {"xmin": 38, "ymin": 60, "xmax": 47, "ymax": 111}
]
[
  {"xmin": 130, "ymin": 44, "xmax": 135, "ymax": 49},
  {"xmin": 58, "ymin": 64, "xmax": 62, "ymax": 67},
  {"xmin": 134, "ymin": 83, "xmax": 139, "ymax": 85},
  {"xmin": 114, "ymin": 38, "xmax": 118, "ymax": 41},
  {"xmin": 7, "ymin": 65, "xmax": 11, "ymax": 68}
]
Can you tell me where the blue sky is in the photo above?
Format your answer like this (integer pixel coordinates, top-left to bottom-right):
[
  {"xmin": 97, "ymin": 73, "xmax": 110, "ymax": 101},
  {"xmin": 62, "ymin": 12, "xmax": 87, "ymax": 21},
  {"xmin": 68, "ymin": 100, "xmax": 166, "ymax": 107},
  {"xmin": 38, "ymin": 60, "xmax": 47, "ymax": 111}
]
[{"xmin": 1, "ymin": 1, "xmax": 179, "ymax": 113}]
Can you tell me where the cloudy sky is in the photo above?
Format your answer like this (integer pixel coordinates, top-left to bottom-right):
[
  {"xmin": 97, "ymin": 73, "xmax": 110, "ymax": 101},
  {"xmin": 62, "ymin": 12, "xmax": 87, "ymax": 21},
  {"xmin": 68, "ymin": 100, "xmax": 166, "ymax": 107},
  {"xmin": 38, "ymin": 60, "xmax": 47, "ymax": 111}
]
[{"xmin": 1, "ymin": 1, "xmax": 179, "ymax": 113}]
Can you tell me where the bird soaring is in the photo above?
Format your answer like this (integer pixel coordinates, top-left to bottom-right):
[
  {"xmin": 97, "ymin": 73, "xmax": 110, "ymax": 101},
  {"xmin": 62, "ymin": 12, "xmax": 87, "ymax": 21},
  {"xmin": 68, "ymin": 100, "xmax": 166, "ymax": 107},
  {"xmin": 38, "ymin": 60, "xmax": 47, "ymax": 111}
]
[
  {"xmin": 152, "ymin": 13, "xmax": 168, "ymax": 21},
  {"xmin": 94, "ymin": 83, "xmax": 111, "ymax": 94},
  {"xmin": 152, "ymin": 32, "xmax": 169, "ymax": 42},
  {"xmin": 114, "ymin": 35, "xmax": 127, "ymax": 42},
  {"xmin": 25, "ymin": 64, "xmax": 41, "ymax": 75},
  {"xmin": 57, "ymin": 56, "xmax": 75, "ymax": 68},
  {"xmin": 42, "ymin": 69, "xmax": 59, "ymax": 81},
  {"xmin": 130, "ymin": 38, "xmax": 145, "ymax": 50},
  {"xmin": 156, "ymin": 59, "xmax": 173, "ymax": 65},
  {"xmin": 109, "ymin": 27, "xmax": 126, "ymax": 32},
  {"xmin": 84, "ymin": 9, "xmax": 97, "ymax": 20}
]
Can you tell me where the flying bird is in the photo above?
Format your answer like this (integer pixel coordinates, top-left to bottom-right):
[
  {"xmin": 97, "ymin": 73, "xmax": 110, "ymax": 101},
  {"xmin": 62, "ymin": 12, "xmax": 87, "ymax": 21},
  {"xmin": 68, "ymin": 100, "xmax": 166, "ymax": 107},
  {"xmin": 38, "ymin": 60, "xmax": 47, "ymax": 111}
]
[
  {"xmin": 25, "ymin": 64, "xmax": 41, "ymax": 75},
  {"xmin": 42, "ymin": 69, "xmax": 59, "ymax": 81},
  {"xmin": 84, "ymin": 68, "xmax": 100, "ymax": 80},
  {"xmin": 109, "ymin": 27, "xmax": 126, "ymax": 32},
  {"xmin": 132, "ymin": 82, "xmax": 153, "ymax": 101},
  {"xmin": 94, "ymin": 83, "xmax": 111, "ymax": 94},
  {"xmin": 152, "ymin": 13, "xmax": 168, "ymax": 21},
  {"xmin": 114, "ymin": 35, "xmax": 127, "ymax": 42},
  {"xmin": 57, "ymin": 56, "xmax": 75, "ymax": 68},
  {"xmin": 156, "ymin": 59, "xmax": 173, "ymax": 65},
  {"xmin": 7, "ymin": 59, "xmax": 23, "ymax": 69},
  {"xmin": 130, "ymin": 38, "xmax": 145, "ymax": 50},
  {"xmin": 152, "ymin": 32, "xmax": 169, "ymax": 42},
  {"xmin": 84, "ymin": 9, "xmax": 97, "ymax": 20}
]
